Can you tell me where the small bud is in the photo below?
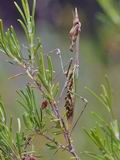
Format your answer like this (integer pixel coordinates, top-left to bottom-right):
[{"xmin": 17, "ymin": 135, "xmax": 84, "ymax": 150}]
[{"xmin": 41, "ymin": 100, "xmax": 48, "ymax": 109}]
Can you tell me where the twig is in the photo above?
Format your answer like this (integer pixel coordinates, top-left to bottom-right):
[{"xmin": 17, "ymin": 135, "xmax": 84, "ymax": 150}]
[{"xmin": 49, "ymin": 100, "xmax": 80, "ymax": 160}]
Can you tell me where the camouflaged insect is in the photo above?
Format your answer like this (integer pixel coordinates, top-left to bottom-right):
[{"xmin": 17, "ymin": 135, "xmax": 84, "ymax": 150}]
[{"xmin": 64, "ymin": 8, "xmax": 81, "ymax": 129}]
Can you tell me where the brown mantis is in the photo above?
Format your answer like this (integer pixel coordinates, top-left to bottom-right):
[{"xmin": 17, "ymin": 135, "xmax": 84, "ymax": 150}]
[
  {"xmin": 50, "ymin": 8, "xmax": 87, "ymax": 130},
  {"xmin": 63, "ymin": 8, "xmax": 84, "ymax": 129}
]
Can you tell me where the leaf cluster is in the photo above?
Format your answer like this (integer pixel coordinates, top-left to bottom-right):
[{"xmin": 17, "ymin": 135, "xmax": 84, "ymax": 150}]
[
  {"xmin": 0, "ymin": 0, "xmax": 60, "ymax": 159},
  {"xmin": 0, "ymin": 0, "xmax": 66, "ymax": 158},
  {"xmin": 0, "ymin": 98, "xmax": 26, "ymax": 160},
  {"xmin": 85, "ymin": 76, "xmax": 120, "ymax": 160},
  {"xmin": 97, "ymin": 0, "xmax": 120, "ymax": 29},
  {"xmin": 0, "ymin": 21, "xmax": 22, "ymax": 62}
]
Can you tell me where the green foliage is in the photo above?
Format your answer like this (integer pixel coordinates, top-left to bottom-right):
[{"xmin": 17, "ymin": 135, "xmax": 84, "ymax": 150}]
[
  {"xmin": 0, "ymin": 97, "xmax": 6, "ymax": 124},
  {"xmin": 0, "ymin": 99, "xmax": 25, "ymax": 160},
  {"xmin": 17, "ymin": 85, "xmax": 44, "ymax": 132},
  {"xmin": 85, "ymin": 76, "xmax": 120, "ymax": 160},
  {"xmin": 85, "ymin": 119, "xmax": 120, "ymax": 160},
  {"xmin": 0, "ymin": 0, "xmax": 70, "ymax": 159},
  {"xmin": 86, "ymin": 75, "xmax": 113, "ymax": 117},
  {"xmin": 14, "ymin": 0, "xmax": 36, "ymax": 59},
  {"xmin": 0, "ymin": 0, "xmax": 57, "ymax": 159},
  {"xmin": 38, "ymin": 51, "xmax": 59, "ymax": 100},
  {"xmin": 97, "ymin": 0, "xmax": 120, "ymax": 28},
  {"xmin": 0, "ymin": 20, "xmax": 22, "ymax": 62}
]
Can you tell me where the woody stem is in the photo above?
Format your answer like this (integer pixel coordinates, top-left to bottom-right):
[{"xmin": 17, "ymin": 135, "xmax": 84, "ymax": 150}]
[{"xmin": 49, "ymin": 100, "xmax": 81, "ymax": 160}]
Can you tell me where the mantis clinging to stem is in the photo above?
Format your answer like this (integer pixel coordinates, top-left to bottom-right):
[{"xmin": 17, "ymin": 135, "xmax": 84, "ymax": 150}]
[
  {"xmin": 46, "ymin": 8, "xmax": 87, "ymax": 131},
  {"xmin": 64, "ymin": 8, "xmax": 87, "ymax": 130},
  {"xmin": 63, "ymin": 8, "xmax": 80, "ymax": 127}
]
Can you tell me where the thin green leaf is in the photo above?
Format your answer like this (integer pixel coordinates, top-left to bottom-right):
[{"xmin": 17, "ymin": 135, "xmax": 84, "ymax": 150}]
[
  {"xmin": 23, "ymin": 114, "xmax": 33, "ymax": 129},
  {"xmin": 9, "ymin": 116, "xmax": 13, "ymax": 132},
  {"xmin": 0, "ymin": 98, "xmax": 6, "ymax": 124},
  {"xmin": 85, "ymin": 87, "xmax": 107, "ymax": 108},
  {"xmin": 32, "ymin": 0, "xmax": 36, "ymax": 33},
  {"xmin": 21, "ymin": 0, "xmax": 30, "ymax": 21},
  {"xmin": 46, "ymin": 143, "xmax": 57, "ymax": 150},
  {"xmin": 34, "ymin": 38, "xmax": 41, "ymax": 55},
  {"xmin": 14, "ymin": 2, "xmax": 27, "ymax": 24},
  {"xmin": 51, "ymin": 83, "xmax": 59, "ymax": 98},
  {"xmin": 39, "ymin": 52, "xmax": 47, "ymax": 82},
  {"xmin": 47, "ymin": 55, "xmax": 53, "ymax": 84},
  {"xmin": 0, "ymin": 20, "xmax": 4, "ymax": 40},
  {"xmin": 105, "ymin": 75, "xmax": 112, "ymax": 107},
  {"xmin": 32, "ymin": 0, "xmax": 36, "ymax": 20},
  {"xmin": 16, "ymin": 133, "xmax": 22, "ymax": 157},
  {"xmin": 111, "ymin": 120, "xmax": 119, "ymax": 140}
]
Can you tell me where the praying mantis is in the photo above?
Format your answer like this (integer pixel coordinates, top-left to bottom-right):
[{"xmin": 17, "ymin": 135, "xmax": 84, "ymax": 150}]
[
  {"xmin": 48, "ymin": 8, "xmax": 87, "ymax": 130},
  {"xmin": 63, "ymin": 8, "xmax": 87, "ymax": 130}
]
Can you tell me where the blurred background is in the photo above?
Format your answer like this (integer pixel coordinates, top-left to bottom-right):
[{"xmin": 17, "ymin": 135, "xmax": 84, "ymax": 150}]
[{"xmin": 0, "ymin": 0, "xmax": 120, "ymax": 159}]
